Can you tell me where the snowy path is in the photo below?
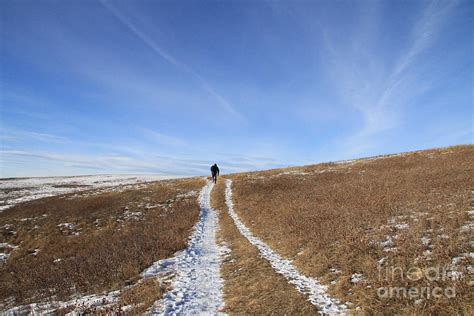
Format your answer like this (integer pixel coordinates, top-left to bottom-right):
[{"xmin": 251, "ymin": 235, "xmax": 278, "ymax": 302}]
[
  {"xmin": 144, "ymin": 180, "xmax": 226, "ymax": 315},
  {"xmin": 224, "ymin": 179, "xmax": 347, "ymax": 314}
]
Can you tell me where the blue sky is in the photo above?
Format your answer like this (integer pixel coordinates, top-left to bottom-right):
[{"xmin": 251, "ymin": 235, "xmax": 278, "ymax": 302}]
[{"xmin": 1, "ymin": 0, "xmax": 472, "ymax": 177}]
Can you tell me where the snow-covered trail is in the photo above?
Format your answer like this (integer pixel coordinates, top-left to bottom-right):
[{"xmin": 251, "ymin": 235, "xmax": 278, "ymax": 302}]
[
  {"xmin": 144, "ymin": 180, "xmax": 226, "ymax": 315},
  {"xmin": 224, "ymin": 179, "xmax": 347, "ymax": 314}
]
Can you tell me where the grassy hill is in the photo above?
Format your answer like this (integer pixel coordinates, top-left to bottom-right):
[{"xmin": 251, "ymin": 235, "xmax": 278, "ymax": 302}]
[
  {"xmin": 225, "ymin": 144, "xmax": 473, "ymax": 313},
  {"xmin": 1, "ymin": 145, "xmax": 472, "ymax": 314}
]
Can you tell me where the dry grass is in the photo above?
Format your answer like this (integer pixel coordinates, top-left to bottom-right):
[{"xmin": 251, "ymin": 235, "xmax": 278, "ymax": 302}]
[
  {"xmin": 229, "ymin": 145, "xmax": 473, "ymax": 313},
  {"xmin": 0, "ymin": 177, "xmax": 204, "ymax": 310},
  {"xmin": 118, "ymin": 278, "xmax": 167, "ymax": 314},
  {"xmin": 211, "ymin": 179, "xmax": 317, "ymax": 314}
]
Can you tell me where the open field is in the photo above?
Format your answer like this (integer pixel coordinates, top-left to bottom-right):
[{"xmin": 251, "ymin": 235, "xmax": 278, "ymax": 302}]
[
  {"xmin": 229, "ymin": 145, "xmax": 473, "ymax": 313},
  {"xmin": 0, "ymin": 174, "xmax": 179, "ymax": 211},
  {"xmin": 0, "ymin": 145, "xmax": 472, "ymax": 314},
  {"xmin": 0, "ymin": 176, "xmax": 204, "ymax": 313}
]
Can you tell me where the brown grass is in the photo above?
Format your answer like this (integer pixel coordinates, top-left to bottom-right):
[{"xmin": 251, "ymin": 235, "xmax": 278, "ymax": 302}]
[
  {"xmin": 211, "ymin": 178, "xmax": 317, "ymax": 314},
  {"xmin": 0, "ymin": 177, "xmax": 204, "ymax": 310},
  {"xmin": 118, "ymin": 278, "xmax": 167, "ymax": 314},
  {"xmin": 229, "ymin": 145, "xmax": 474, "ymax": 313}
]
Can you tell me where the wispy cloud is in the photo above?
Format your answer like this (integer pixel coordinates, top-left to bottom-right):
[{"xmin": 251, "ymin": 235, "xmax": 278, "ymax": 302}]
[
  {"xmin": 0, "ymin": 125, "xmax": 288, "ymax": 176},
  {"xmin": 391, "ymin": 0, "xmax": 458, "ymax": 79},
  {"xmin": 321, "ymin": 0, "xmax": 458, "ymax": 156},
  {"xmin": 0, "ymin": 147, "xmax": 282, "ymax": 177},
  {"xmin": 139, "ymin": 128, "xmax": 188, "ymax": 147},
  {"xmin": 26, "ymin": 132, "xmax": 69, "ymax": 143},
  {"xmin": 0, "ymin": 149, "xmax": 165, "ymax": 175},
  {"xmin": 0, "ymin": 128, "xmax": 69, "ymax": 144},
  {"xmin": 99, "ymin": 0, "xmax": 245, "ymax": 120}
]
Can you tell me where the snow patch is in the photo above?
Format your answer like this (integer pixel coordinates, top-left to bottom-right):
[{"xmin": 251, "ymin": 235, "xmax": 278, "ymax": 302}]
[
  {"xmin": 380, "ymin": 236, "xmax": 393, "ymax": 248},
  {"xmin": 460, "ymin": 222, "xmax": 473, "ymax": 232},
  {"xmin": 57, "ymin": 223, "xmax": 75, "ymax": 230},
  {"xmin": 377, "ymin": 257, "xmax": 387, "ymax": 266},
  {"xmin": 421, "ymin": 236, "xmax": 431, "ymax": 246},
  {"xmin": 0, "ymin": 252, "xmax": 10, "ymax": 262},
  {"xmin": 0, "ymin": 243, "xmax": 18, "ymax": 250},
  {"xmin": 123, "ymin": 210, "xmax": 143, "ymax": 221},
  {"xmin": 176, "ymin": 190, "xmax": 198, "ymax": 199},
  {"xmin": 277, "ymin": 171, "xmax": 311, "ymax": 176},
  {"xmin": 350, "ymin": 273, "xmax": 364, "ymax": 284},
  {"xmin": 57, "ymin": 223, "xmax": 81, "ymax": 236},
  {"xmin": 3, "ymin": 291, "xmax": 121, "ymax": 315},
  {"xmin": 394, "ymin": 223, "xmax": 409, "ymax": 230}
]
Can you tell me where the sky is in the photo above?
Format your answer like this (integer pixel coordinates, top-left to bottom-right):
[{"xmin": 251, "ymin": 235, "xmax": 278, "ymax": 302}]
[{"xmin": 0, "ymin": 0, "xmax": 472, "ymax": 177}]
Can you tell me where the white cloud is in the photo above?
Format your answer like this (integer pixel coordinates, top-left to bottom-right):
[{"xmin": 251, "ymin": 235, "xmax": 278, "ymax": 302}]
[
  {"xmin": 320, "ymin": 0, "xmax": 458, "ymax": 156},
  {"xmin": 0, "ymin": 147, "xmax": 285, "ymax": 177},
  {"xmin": 139, "ymin": 128, "xmax": 188, "ymax": 147},
  {"xmin": 391, "ymin": 0, "xmax": 458, "ymax": 79},
  {"xmin": 0, "ymin": 128, "xmax": 69, "ymax": 144}
]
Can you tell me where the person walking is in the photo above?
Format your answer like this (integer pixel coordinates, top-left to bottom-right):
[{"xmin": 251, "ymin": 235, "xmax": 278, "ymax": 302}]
[{"xmin": 210, "ymin": 163, "xmax": 219, "ymax": 184}]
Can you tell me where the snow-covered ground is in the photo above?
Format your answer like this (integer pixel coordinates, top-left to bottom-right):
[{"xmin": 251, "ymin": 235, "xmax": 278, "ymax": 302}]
[
  {"xmin": 224, "ymin": 179, "xmax": 347, "ymax": 314},
  {"xmin": 143, "ymin": 180, "xmax": 227, "ymax": 314},
  {"xmin": 0, "ymin": 174, "xmax": 180, "ymax": 211},
  {"xmin": 3, "ymin": 290, "xmax": 121, "ymax": 315}
]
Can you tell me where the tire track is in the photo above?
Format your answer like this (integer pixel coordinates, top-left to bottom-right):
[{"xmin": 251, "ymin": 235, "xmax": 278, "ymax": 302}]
[{"xmin": 224, "ymin": 179, "xmax": 347, "ymax": 314}]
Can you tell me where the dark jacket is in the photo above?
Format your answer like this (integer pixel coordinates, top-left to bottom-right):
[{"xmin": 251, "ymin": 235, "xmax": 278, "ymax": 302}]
[{"xmin": 211, "ymin": 164, "xmax": 219, "ymax": 175}]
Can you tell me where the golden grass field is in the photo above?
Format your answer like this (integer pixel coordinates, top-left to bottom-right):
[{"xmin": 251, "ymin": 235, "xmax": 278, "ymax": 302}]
[
  {"xmin": 229, "ymin": 144, "xmax": 473, "ymax": 313},
  {"xmin": 0, "ymin": 177, "xmax": 204, "ymax": 312},
  {"xmin": 0, "ymin": 145, "xmax": 472, "ymax": 314}
]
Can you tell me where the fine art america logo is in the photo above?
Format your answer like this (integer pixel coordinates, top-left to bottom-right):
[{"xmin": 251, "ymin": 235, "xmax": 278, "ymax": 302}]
[{"xmin": 377, "ymin": 265, "xmax": 460, "ymax": 299}]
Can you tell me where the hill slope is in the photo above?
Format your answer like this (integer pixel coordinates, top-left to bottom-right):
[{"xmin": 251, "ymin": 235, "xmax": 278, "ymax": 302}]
[
  {"xmin": 1, "ymin": 145, "xmax": 472, "ymax": 314},
  {"xmin": 227, "ymin": 145, "xmax": 473, "ymax": 313}
]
